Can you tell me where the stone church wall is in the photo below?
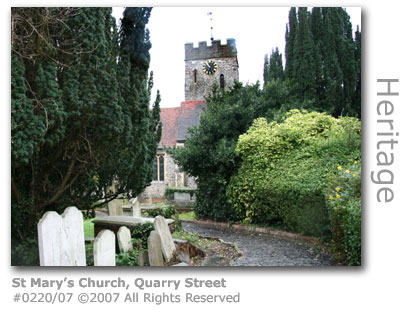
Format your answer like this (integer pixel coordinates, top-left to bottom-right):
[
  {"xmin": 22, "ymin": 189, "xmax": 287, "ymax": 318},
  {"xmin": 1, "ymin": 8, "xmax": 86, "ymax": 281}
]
[{"xmin": 138, "ymin": 152, "xmax": 197, "ymax": 201}]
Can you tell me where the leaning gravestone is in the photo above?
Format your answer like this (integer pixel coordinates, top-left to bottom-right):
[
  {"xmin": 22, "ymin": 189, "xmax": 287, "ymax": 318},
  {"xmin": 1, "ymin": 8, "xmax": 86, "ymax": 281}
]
[
  {"xmin": 147, "ymin": 230, "xmax": 164, "ymax": 266},
  {"xmin": 117, "ymin": 226, "xmax": 132, "ymax": 253},
  {"xmin": 37, "ymin": 207, "xmax": 86, "ymax": 266},
  {"xmin": 153, "ymin": 216, "xmax": 176, "ymax": 262},
  {"xmin": 94, "ymin": 230, "xmax": 116, "ymax": 266}
]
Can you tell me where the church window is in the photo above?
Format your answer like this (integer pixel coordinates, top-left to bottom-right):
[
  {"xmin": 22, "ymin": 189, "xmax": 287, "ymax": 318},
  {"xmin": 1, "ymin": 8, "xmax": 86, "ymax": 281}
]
[
  {"xmin": 193, "ymin": 69, "xmax": 197, "ymax": 84},
  {"xmin": 153, "ymin": 154, "xmax": 165, "ymax": 182},
  {"xmin": 220, "ymin": 74, "xmax": 225, "ymax": 89}
]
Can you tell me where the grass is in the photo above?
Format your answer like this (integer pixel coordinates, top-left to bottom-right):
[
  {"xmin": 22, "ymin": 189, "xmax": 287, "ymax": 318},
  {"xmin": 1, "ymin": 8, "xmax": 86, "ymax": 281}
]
[
  {"xmin": 177, "ymin": 211, "xmax": 196, "ymax": 220},
  {"xmin": 83, "ymin": 218, "xmax": 95, "ymax": 238}
]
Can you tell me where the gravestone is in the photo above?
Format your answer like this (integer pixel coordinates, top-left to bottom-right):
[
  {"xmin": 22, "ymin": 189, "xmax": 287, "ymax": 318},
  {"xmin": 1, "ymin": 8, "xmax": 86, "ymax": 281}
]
[
  {"xmin": 130, "ymin": 197, "xmax": 142, "ymax": 217},
  {"xmin": 138, "ymin": 250, "xmax": 150, "ymax": 266},
  {"xmin": 117, "ymin": 226, "xmax": 132, "ymax": 253},
  {"xmin": 107, "ymin": 199, "xmax": 123, "ymax": 216},
  {"xmin": 174, "ymin": 192, "xmax": 191, "ymax": 202},
  {"xmin": 147, "ymin": 230, "xmax": 164, "ymax": 266},
  {"xmin": 153, "ymin": 216, "xmax": 176, "ymax": 262},
  {"xmin": 37, "ymin": 207, "xmax": 86, "ymax": 266},
  {"xmin": 107, "ymin": 182, "xmax": 123, "ymax": 216},
  {"xmin": 94, "ymin": 230, "xmax": 116, "ymax": 266}
]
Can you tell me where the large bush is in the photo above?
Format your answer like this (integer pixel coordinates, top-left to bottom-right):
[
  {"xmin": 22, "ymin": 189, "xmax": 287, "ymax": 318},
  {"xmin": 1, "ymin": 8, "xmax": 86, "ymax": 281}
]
[{"xmin": 227, "ymin": 110, "xmax": 361, "ymax": 239}]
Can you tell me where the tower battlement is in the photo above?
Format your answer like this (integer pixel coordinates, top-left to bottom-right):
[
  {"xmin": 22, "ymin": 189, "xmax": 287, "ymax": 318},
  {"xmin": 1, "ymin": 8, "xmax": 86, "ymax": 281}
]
[{"xmin": 185, "ymin": 39, "xmax": 237, "ymax": 61}]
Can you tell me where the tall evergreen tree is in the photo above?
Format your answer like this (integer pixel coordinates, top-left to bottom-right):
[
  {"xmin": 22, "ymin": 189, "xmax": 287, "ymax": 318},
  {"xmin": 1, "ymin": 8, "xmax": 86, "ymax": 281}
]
[
  {"xmin": 263, "ymin": 47, "xmax": 284, "ymax": 84},
  {"xmin": 11, "ymin": 8, "xmax": 161, "ymax": 257},
  {"xmin": 285, "ymin": 7, "xmax": 298, "ymax": 80},
  {"xmin": 293, "ymin": 7, "xmax": 318, "ymax": 101},
  {"xmin": 281, "ymin": 7, "xmax": 360, "ymax": 117},
  {"xmin": 352, "ymin": 26, "xmax": 361, "ymax": 118}
]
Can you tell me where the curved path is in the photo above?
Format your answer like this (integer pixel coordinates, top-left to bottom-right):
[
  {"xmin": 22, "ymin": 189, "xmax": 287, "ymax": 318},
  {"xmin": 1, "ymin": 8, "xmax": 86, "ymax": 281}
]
[{"xmin": 182, "ymin": 221, "xmax": 335, "ymax": 266}]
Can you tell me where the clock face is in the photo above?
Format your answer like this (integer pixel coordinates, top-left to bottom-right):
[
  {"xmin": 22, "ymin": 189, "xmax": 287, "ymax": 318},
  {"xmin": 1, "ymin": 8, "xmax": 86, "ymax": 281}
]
[{"xmin": 202, "ymin": 60, "xmax": 218, "ymax": 75}]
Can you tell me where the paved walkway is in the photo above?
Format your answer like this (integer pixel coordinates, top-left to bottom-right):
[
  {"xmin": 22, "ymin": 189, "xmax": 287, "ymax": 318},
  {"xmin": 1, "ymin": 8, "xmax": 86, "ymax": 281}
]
[{"xmin": 182, "ymin": 221, "xmax": 335, "ymax": 266}]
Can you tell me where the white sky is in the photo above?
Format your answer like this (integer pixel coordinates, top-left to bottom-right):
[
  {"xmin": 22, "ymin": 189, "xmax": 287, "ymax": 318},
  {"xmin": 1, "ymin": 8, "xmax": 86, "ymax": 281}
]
[{"xmin": 114, "ymin": 7, "xmax": 361, "ymax": 108}]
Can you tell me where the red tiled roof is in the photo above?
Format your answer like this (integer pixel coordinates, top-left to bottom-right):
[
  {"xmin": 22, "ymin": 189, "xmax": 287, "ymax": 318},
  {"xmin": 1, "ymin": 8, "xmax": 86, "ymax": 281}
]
[
  {"xmin": 159, "ymin": 107, "xmax": 180, "ymax": 148},
  {"xmin": 159, "ymin": 100, "xmax": 206, "ymax": 148}
]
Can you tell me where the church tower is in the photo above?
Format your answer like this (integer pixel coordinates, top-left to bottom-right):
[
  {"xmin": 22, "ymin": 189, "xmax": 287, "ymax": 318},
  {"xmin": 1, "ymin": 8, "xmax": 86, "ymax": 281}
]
[{"xmin": 184, "ymin": 39, "xmax": 239, "ymax": 101}]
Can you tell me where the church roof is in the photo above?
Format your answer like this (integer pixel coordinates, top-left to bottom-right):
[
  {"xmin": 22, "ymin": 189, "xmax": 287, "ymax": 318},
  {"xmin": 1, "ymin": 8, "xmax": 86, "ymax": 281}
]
[{"xmin": 159, "ymin": 100, "xmax": 206, "ymax": 148}]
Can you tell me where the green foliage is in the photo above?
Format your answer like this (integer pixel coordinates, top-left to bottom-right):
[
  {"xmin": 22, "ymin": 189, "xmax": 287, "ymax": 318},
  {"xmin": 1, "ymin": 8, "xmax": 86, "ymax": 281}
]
[
  {"xmin": 263, "ymin": 47, "xmax": 284, "ymax": 84},
  {"xmin": 116, "ymin": 249, "xmax": 139, "ymax": 266},
  {"xmin": 164, "ymin": 187, "xmax": 196, "ymax": 200},
  {"xmin": 11, "ymin": 237, "xmax": 39, "ymax": 266},
  {"xmin": 11, "ymin": 8, "xmax": 161, "ymax": 248},
  {"xmin": 227, "ymin": 110, "xmax": 361, "ymax": 239},
  {"xmin": 142, "ymin": 205, "xmax": 177, "ymax": 219},
  {"xmin": 172, "ymin": 79, "xmax": 315, "ymax": 223},
  {"xmin": 83, "ymin": 218, "xmax": 95, "ymax": 238},
  {"xmin": 172, "ymin": 83, "xmax": 265, "ymax": 222},
  {"xmin": 131, "ymin": 222, "xmax": 155, "ymax": 249},
  {"xmin": 326, "ymin": 161, "xmax": 361, "ymax": 266},
  {"xmin": 283, "ymin": 7, "xmax": 360, "ymax": 117}
]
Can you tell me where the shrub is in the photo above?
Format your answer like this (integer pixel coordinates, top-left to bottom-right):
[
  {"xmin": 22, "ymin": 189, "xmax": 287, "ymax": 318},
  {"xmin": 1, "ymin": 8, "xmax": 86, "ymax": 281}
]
[
  {"xmin": 116, "ymin": 250, "xmax": 139, "ymax": 266},
  {"xmin": 11, "ymin": 236, "xmax": 39, "ymax": 266},
  {"xmin": 142, "ymin": 205, "xmax": 177, "ymax": 219},
  {"xmin": 227, "ymin": 110, "xmax": 361, "ymax": 239},
  {"xmin": 326, "ymin": 161, "xmax": 361, "ymax": 265},
  {"xmin": 131, "ymin": 222, "xmax": 155, "ymax": 250}
]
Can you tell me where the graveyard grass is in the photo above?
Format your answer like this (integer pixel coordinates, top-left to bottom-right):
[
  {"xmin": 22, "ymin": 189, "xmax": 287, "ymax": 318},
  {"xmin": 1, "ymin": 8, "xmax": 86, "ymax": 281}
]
[{"xmin": 83, "ymin": 218, "xmax": 95, "ymax": 238}]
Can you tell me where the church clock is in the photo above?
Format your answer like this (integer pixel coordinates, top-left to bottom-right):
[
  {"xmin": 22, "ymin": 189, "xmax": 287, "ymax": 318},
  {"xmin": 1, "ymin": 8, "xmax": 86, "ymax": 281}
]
[{"xmin": 202, "ymin": 60, "xmax": 218, "ymax": 75}]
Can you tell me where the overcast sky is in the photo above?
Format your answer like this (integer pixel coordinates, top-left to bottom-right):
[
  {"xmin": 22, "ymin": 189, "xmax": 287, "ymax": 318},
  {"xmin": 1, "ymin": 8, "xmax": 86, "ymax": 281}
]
[{"xmin": 113, "ymin": 7, "xmax": 361, "ymax": 108}]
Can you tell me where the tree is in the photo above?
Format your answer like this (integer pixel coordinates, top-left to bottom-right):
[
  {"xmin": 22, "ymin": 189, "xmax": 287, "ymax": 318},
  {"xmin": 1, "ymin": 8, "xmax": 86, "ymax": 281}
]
[
  {"xmin": 281, "ymin": 7, "xmax": 360, "ymax": 117},
  {"xmin": 263, "ymin": 47, "xmax": 284, "ymax": 84},
  {"xmin": 171, "ymin": 83, "xmax": 264, "ymax": 221},
  {"xmin": 285, "ymin": 7, "xmax": 298, "ymax": 80},
  {"xmin": 292, "ymin": 7, "xmax": 319, "ymax": 101},
  {"xmin": 352, "ymin": 26, "xmax": 361, "ymax": 118},
  {"xmin": 11, "ymin": 7, "xmax": 161, "ymax": 251}
]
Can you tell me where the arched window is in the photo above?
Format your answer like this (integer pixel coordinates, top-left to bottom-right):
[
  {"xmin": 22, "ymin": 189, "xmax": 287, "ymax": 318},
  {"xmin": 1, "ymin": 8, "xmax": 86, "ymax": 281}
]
[
  {"xmin": 193, "ymin": 69, "xmax": 197, "ymax": 84},
  {"xmin": 152, "ymin": 154, "xmax": 165, "ymax": 182},
  {"xmin": 220, "ymin": 74, "xmax": 225, "ymax": 89}
]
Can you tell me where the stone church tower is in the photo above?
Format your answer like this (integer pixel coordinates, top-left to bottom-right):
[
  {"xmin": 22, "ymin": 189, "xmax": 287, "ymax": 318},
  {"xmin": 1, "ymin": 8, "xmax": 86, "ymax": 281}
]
[
  {"xmin": 184, "ymin": 39, "xmax": 239, "ymax": 101},
  {"xmin": 140, "ymin": 38, "xmax": 239, "ymax": 202}
]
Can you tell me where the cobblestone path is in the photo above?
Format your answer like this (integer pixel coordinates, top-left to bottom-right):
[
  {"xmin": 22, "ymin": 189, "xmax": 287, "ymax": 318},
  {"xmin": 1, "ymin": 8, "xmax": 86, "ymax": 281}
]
[{"xmin": 182, "ymin": 221, "xmax": 335, "ymax": 266}]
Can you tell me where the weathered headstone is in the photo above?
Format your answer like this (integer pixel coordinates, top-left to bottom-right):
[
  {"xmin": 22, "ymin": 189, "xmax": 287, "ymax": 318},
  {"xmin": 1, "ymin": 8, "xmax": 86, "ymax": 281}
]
[
  {"xmin": 138, "ymin": 250, "xmax": 150, "ymax": 266},
  {"xmin": 174, "ymin": 192, "xmax": 191, "ymax": 202},
  {"xmin": 107, "ymin": 182, "xmax": 123, "ymax": 216},
  {"xmin": 153, "ymin": 216, "xmax": 176, "ymax": 262},
  {"xmin": 107, "ymin": 199, "xmax": 123, "ymax": 216},
  {"xmin": 94, "ymin": 230, "xmax": 116, "ymax": 266},
  {"xmin": 130, "ymin": 197, "xmax": 142, "ymax": 217},
  {"xmin": 117, "ymin": 226, "xmax": 132, "ymax": 253},
  {"xmin": 37, "ymin": 207, "xmax": 86, "ymax": 266},
  {"xmin": 147, "ymin": 230, "xmax": 164, "ymax": 266}
]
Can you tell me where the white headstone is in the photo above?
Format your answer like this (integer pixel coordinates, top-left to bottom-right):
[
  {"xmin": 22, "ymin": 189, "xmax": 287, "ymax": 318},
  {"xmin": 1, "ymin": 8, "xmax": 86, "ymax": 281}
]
[
  {"xmin": 94, "ymin": 230, "xmax": 116, "ymax": 266},
  {"xmin": 148, "ymin": 230, "xmax": 164, "ymax": 266},
  {"xmin": 117, "ymin": 226, "xmax": 133, "ymax": 253},
  {"xmin": 153, "ymin": 216, "xmax": 176, "ymax": 262},
  {"xmin": 37, "ymin": 207, "xmax": 86, "ymax": 266}
]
